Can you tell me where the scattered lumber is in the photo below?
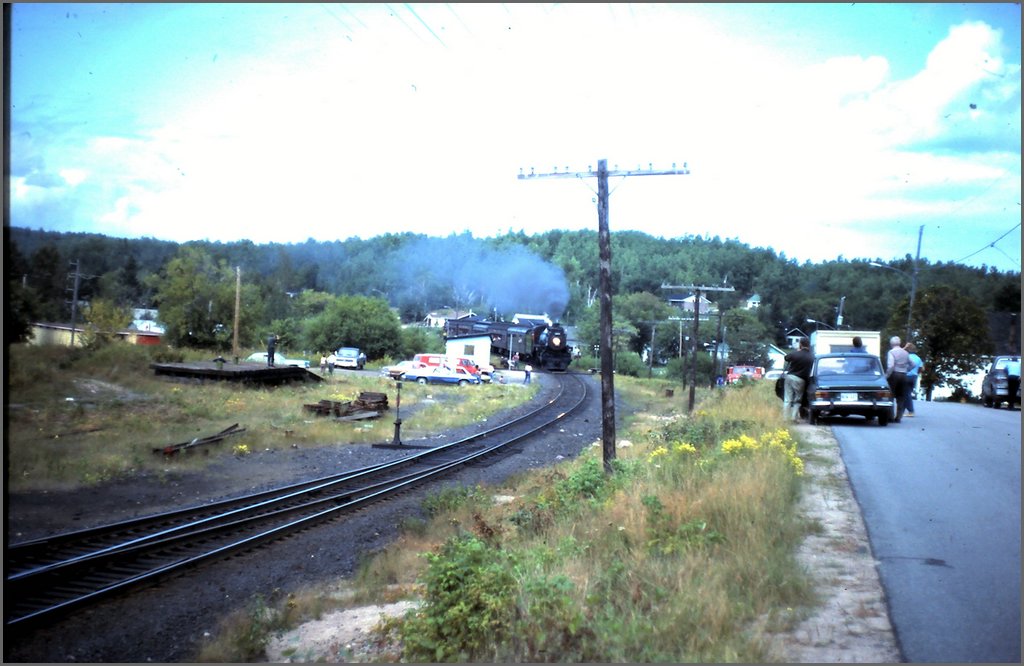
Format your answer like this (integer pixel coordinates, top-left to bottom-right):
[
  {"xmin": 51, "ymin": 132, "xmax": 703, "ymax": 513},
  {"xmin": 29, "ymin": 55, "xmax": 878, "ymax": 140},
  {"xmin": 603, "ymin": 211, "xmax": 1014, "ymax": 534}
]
[
  {"xmin": 303, "ymin": 392, "xmax": 389, "ymax": 420},
  {"xmin": 154, "ymin": 423, "xmax": 246, "ymax": 456}
]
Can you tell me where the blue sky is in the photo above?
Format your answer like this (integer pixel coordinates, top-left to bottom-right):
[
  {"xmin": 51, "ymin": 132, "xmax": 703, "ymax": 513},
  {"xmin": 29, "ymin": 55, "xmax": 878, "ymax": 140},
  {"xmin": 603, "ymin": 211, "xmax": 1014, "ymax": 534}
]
[{"xmin": 8, "ymin": 3, "xmax": 1022, "ymax": 272}]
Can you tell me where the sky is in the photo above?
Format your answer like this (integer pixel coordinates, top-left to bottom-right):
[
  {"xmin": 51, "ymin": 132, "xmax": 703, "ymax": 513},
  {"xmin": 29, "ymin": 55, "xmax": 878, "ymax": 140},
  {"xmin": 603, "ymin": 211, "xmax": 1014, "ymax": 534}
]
[{"xmin": 7, "ymin": 3, "xmax": 1022, "ymax": 273}]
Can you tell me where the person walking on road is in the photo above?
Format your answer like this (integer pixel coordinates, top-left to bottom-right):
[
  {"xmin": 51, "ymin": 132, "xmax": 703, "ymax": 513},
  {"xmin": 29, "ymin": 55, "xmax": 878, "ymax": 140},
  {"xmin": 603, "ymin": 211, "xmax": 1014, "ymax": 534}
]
[
  {"xmin": 885, "ymin": 336, "xmax": 912, "ymax": 422},
  {"xmin": 904, "ymin": 342, "xmax": 923, "ymax": 416},
  {"xmin": 783, "ymin": 338, "xmax": 814, "ymax": 423},
  {"xmin": 524, "ymin": 364, "xmax": 532, "ymax": 384}
]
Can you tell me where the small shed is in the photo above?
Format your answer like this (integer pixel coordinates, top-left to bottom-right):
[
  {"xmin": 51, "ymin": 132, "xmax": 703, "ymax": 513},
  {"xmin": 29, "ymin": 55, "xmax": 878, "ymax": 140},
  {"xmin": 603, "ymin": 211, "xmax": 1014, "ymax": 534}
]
[
  {"xmin": 444, "ymin": 333, "xmax": 494, "ymax": 371},
  {"xmin": 29, "ymin": 322, "xmax": 86, "ymax": 347}
]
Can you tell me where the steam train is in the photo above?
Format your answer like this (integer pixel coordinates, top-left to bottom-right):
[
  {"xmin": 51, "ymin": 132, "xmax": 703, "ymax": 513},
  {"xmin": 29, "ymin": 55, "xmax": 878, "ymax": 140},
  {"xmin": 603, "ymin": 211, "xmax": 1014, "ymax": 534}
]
[{"xmin": 443, "ymin": 316, "xmax": 573, "ymax": 372}]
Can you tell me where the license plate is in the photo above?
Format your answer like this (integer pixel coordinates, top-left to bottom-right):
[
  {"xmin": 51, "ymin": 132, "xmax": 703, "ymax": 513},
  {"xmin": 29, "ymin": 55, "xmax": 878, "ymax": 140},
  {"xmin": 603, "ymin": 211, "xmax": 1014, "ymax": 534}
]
[{"xmin": 840, "ymin": 392, "xmax": 859, "ymax": 402}]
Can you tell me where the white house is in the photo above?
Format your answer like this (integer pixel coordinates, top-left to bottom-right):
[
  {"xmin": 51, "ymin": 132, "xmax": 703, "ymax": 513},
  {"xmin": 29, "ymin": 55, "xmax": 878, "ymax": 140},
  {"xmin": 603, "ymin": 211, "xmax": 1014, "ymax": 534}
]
[
  {"xmin": 785, "ymin": 328, "xmax": 808, "ymax": 349},
  {"xmin": 665, "ymin": 292, "xmax": 717, "ymax": 317},
  {"xmin": 423, "ymin": 309, "xmax": 475, "ymax": 328},
  {"xmin": 765, "ymin": 343, "xmax": 789, "ymax": 370}
]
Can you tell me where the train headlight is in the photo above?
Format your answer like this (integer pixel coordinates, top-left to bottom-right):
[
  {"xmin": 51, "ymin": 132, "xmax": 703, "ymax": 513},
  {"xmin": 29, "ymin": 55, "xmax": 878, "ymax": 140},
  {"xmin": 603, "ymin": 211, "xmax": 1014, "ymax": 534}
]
[{"xmin": 552, "ymin": 336, "xmax": 561, "ymax": 346}]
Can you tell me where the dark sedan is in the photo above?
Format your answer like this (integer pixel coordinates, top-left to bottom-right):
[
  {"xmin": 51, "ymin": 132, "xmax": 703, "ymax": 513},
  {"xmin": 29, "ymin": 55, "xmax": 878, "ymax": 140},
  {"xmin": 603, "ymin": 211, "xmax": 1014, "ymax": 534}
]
[
  {"xmin": 981, "ymin": 355, "xmax": 1020, "ymax": 409},
  {"xmin": 807, "ymin": 353, "xmax": 895, "ymax": 426}
]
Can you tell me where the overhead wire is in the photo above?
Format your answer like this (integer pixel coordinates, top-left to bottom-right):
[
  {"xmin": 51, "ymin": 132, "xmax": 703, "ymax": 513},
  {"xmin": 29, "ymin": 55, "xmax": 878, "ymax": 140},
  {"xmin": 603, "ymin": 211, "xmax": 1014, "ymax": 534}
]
[{"xmin": 952, "ymin": 221, "xmax": 1021, "ymax": 267}]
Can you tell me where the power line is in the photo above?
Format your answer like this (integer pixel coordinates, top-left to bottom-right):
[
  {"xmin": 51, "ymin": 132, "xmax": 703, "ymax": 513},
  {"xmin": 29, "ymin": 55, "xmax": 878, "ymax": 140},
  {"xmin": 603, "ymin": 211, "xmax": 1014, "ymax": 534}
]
[
  {"xmin": 404, "ymin": 3, "xmax": 446, "ymax": 47},
  {"xmin": 952, "ymin": 221, "xmax": 1021, "ymax": 266}
]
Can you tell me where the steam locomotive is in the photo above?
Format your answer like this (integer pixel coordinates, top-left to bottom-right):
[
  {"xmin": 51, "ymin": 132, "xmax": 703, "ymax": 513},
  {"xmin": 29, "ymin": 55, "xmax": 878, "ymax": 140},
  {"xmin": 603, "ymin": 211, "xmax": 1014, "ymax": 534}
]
[{"xmin": 443, "ymin": 316, "xmax": 573, "ymax": 372}]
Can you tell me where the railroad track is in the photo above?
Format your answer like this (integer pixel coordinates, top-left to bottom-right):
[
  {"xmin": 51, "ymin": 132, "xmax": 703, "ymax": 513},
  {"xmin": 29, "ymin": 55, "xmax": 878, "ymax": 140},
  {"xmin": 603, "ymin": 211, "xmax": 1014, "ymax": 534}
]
[{"xmin": 5, "ymin": 372, "xmax": 589, "ymax": 627}]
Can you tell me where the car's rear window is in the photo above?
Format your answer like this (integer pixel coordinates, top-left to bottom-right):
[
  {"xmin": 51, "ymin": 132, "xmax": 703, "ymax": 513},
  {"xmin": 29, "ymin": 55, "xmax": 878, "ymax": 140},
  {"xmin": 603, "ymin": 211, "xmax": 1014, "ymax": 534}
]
[{"xmin": 817, "ymin": 357, "xmax": 880, "ymax": 375}]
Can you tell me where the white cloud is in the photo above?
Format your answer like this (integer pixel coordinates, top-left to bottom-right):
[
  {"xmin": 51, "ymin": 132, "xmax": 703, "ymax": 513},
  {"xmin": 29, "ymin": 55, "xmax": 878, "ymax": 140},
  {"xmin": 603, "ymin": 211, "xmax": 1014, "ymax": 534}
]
[{"xmin": 10, "ymin": 6, "xmax": 1020, "ymax": 269}]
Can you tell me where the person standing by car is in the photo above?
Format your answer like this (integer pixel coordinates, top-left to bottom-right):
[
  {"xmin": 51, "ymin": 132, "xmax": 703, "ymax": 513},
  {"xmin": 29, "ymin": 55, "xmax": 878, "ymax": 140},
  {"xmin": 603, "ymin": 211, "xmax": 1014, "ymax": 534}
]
[
  {"xmin": 850, "ymin": 336, "xmax": 869, "ymax": 353},
  {"xmin": 326, "ymin": 352, "xmax": 337, "ymax": 376},
  {"xmin": 904, "ymin": 342, "xmax": 923, "ymax": 417},
  {"xmin": 783, "ymin": 338, "xmax": 814, "ymax": 423},
  {"xmin": 885, "ymin": 336, "xmax": 912, "ymax": 422},
  {"xmin": 266, "ymin": 334, "xmax": 278, "ymax": 367}
]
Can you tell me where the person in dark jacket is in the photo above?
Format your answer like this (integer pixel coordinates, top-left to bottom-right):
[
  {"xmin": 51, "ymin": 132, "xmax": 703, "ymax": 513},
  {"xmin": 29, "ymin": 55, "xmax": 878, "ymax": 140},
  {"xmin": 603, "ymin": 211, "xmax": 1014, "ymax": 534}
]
[
  {"xmin": 266, "ymin": 334, "xmax": 278, "ymax": 367},
  {"xmin": 783, "ymin": 337, "xmax": 814, "ymax": 423}
]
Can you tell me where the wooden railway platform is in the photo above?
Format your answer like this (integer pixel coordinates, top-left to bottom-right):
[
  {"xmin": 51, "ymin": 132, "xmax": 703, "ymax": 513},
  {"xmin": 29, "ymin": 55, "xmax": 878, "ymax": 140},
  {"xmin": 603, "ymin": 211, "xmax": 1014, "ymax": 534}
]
[{"xmin": 150, "ymin": 360, "xmax": 323, "ymax": 385}]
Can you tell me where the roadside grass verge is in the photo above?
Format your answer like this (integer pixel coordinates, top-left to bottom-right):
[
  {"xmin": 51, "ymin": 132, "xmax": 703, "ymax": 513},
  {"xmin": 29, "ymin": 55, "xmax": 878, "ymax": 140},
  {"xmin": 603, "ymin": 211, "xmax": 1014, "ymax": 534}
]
[
  {"xmin": 200, "ymin": 376, "xmax": 818, "ymax": 662},
  {"xmin": 5, "ymin": 343, "xmax": 536, "ymax": 493}
]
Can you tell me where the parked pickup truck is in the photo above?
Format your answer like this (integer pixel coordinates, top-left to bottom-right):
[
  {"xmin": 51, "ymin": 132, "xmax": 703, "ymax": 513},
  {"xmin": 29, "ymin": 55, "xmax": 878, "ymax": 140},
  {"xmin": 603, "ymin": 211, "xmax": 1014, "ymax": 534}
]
[
  {"xmin": 981, "ymin": 355, "xmax": 1020, "ymax": 409},
  {"xmin": 334, "ymin": 347, "xmax": 366, "ymax": 370}
]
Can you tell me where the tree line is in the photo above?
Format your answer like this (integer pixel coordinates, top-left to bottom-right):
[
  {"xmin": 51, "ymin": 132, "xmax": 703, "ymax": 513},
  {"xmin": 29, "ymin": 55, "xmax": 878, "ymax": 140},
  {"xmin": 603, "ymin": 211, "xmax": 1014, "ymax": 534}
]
[{"xmin": 6, "ymin": 225, "xmax": 1019, "ymax": 392}]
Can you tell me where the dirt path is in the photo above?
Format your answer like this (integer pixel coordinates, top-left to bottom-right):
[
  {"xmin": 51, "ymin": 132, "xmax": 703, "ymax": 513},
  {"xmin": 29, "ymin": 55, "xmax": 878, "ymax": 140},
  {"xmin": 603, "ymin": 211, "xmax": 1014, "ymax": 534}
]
[{"xmin": 764, "ymin": 423, "xmax": 902, "ymax": 662}]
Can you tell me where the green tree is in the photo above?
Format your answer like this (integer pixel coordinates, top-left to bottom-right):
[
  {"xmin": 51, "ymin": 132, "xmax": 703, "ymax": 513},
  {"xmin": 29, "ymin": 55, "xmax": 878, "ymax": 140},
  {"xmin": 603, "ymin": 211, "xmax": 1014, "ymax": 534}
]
[
  {"xmin": 721, "ymin": 307, "xmax": 771, "ymax": 367},
  {"xmin": 399, "ymin": 326, "xmax": 444, "ymax": 359},
  {"xmin": 614, "ymin": 292, "xmax": 674, "ymax": 359},
  {"xmin": 27, "ymin": 244, "xmax": 68, "ymax": 321},
  {"xmin": 886, "ymin": 284, "xmax": 991, "ymax": 399},
  {"xmin": 303, "ymin": 295, "xmax": 402, "ymax": 360},
  {"xmin": 82, "ymin": 298, "xmax": 133, "ymax": 348},
  {"xmin": 5, "ymin": 280, "xmax": 39, "ymax": 344},
  {"xmin": 148, "ymin": 246, "xmax": 264, "ymax": 350}
]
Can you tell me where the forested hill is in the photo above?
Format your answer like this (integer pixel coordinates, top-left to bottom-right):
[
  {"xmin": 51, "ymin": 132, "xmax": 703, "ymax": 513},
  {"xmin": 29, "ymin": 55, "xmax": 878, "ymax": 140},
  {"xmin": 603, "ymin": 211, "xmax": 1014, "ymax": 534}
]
[{"xmin": 7, "ymin": 225, "xmax": 1020, "ymax": 349}]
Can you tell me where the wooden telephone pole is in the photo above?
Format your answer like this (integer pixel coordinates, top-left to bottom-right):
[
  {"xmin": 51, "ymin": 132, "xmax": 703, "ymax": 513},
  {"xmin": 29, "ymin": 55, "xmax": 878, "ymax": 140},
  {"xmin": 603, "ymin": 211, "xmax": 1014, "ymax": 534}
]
[
  {"xmin": 520, "ymin": 159, "xmax": 690, "ymax": 472},
  {"xmin": 660, "ymin": 284, "xmax": 735, "ymax": 412},
  {"xmin": 233, "ymin": 266, "xmax": 241, "ymax": 362}
]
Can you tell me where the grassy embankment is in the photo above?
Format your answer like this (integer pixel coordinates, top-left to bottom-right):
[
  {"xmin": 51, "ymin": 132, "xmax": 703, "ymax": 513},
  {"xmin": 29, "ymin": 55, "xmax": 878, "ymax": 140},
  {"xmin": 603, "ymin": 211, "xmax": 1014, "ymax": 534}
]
[
  {"xmin": 5, "ymin": 344, "xmax": 538, "ymax": 493},
  {"xmin": 7, "ymin": 344, "xmax": 819, "ymax": 661},
  {"xmin": 196, "ymin": 364, "xmax": 821, "ymax": 661}
]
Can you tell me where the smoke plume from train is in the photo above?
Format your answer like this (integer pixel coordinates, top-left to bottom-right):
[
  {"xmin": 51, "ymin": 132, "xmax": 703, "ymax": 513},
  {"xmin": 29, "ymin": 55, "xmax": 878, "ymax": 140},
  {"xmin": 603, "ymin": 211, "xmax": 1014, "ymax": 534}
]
[{"xmin": 389, "ymin": 235, "xmax": 570, "ymax": 320}]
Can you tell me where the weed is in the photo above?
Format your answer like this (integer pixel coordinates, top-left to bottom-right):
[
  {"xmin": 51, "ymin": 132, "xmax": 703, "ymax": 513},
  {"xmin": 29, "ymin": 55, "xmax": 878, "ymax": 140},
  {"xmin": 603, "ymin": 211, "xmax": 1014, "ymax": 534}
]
[{"xmin": 399, "ymin": 534, "xmax": 518, "ymax": 661}]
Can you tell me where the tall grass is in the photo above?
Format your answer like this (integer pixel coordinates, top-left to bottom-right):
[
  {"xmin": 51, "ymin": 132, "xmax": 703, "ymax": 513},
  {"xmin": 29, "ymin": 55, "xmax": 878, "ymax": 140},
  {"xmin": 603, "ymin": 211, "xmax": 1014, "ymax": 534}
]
[
  {"xmin": 5, "ymin": 343, "xmax": 536, "ymax": 493},
  {"xmin": 23, "ymin": 344, "xmax": 817, "ymax": 661},
  {"xmin": 329, "ymin": 376, "xmax": 816, "ymax": 662}
]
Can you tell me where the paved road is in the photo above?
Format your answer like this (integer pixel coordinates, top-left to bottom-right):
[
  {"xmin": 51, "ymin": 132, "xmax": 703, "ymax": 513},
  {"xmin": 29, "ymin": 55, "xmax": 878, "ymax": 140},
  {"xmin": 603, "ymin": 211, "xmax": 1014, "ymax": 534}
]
[{"xmin": 831, "ymin": 401, "xmax": 1021, "ymax": 663}]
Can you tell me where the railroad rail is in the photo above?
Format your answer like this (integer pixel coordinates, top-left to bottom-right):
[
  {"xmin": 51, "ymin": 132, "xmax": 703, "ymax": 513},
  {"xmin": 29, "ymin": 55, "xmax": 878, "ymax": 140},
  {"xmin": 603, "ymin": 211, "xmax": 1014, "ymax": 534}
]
[{"xmin": 5, "ymin": 372, "xmax": 589, "ymax": 627}]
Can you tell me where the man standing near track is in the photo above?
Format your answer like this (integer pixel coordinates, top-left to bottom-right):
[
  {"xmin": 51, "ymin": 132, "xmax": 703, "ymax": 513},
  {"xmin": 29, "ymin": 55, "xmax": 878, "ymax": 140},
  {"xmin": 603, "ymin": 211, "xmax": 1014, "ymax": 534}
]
[{"xmin": 266, "ymin": 333, "xmax": 278, "ymax": 367}]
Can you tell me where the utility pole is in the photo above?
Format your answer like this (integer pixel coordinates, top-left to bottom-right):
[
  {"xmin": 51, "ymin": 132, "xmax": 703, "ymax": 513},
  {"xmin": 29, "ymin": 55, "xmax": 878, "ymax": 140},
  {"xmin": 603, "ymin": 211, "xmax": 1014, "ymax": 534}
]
[
  {"xmin": 520, "ymin": 159, "xmax": 690, "ymax": 473},
  {"xmin": 233, "ymin": 266, "xmax": 241, "ymax": 363},
  {"xmin": 661, "ymin": 284, "xmax": 735, "ymax": 412},
  {"xmin": 906, "ymin": 225, "xmax": 923, "ymax": 343},
  {"xmin": 712, "ymin": 309, "xmax": 725, "ymax": 388},
  {"xmin": 67, "ymin": 259, "xmax": 83, "ymax": 347}
]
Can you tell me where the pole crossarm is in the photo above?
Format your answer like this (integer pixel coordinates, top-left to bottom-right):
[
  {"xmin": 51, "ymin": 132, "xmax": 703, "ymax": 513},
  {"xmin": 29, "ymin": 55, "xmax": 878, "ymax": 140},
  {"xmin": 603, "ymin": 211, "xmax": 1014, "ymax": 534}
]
[
  {"xmin": 519, "ymin": 157, "xmax": 690, "ymax": 473},
  {"xmin": 518, "ymin": 163, "xmax": 690, "ymax": 180},
  {"xmin": 659, "ymin": 284, "xmax": 733, "ymax": 412},
  {"xmin": 660, "ymin": 284, "xmax": 735, "ymax": 293}
]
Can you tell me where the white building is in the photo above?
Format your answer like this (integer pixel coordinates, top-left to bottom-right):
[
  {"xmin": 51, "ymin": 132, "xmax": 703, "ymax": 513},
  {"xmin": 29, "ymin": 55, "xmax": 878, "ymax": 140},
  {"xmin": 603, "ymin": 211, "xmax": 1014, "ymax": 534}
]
[{"xmin": 444, "ymin": 333, "xmax": 495, "ymax": 373}]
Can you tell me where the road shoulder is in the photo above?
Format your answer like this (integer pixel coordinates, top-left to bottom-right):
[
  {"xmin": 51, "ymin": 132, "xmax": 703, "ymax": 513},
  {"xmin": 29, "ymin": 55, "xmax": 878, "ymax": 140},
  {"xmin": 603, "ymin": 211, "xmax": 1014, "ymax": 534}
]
[{"xmin": 765, "ymin": 423, "xmax": 902, "ymax": 662}]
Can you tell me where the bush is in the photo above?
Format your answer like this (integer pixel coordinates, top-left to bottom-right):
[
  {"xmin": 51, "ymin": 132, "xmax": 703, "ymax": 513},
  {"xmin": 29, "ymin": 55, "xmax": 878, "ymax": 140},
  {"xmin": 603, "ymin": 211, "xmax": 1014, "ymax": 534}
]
[
  {"xmin": 614, "ymin": 352, "xmax": 646, "ymax": 377},
  {"xmin": 399, "ymin": 535, "xmax": 518, "ymax": 661}
]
